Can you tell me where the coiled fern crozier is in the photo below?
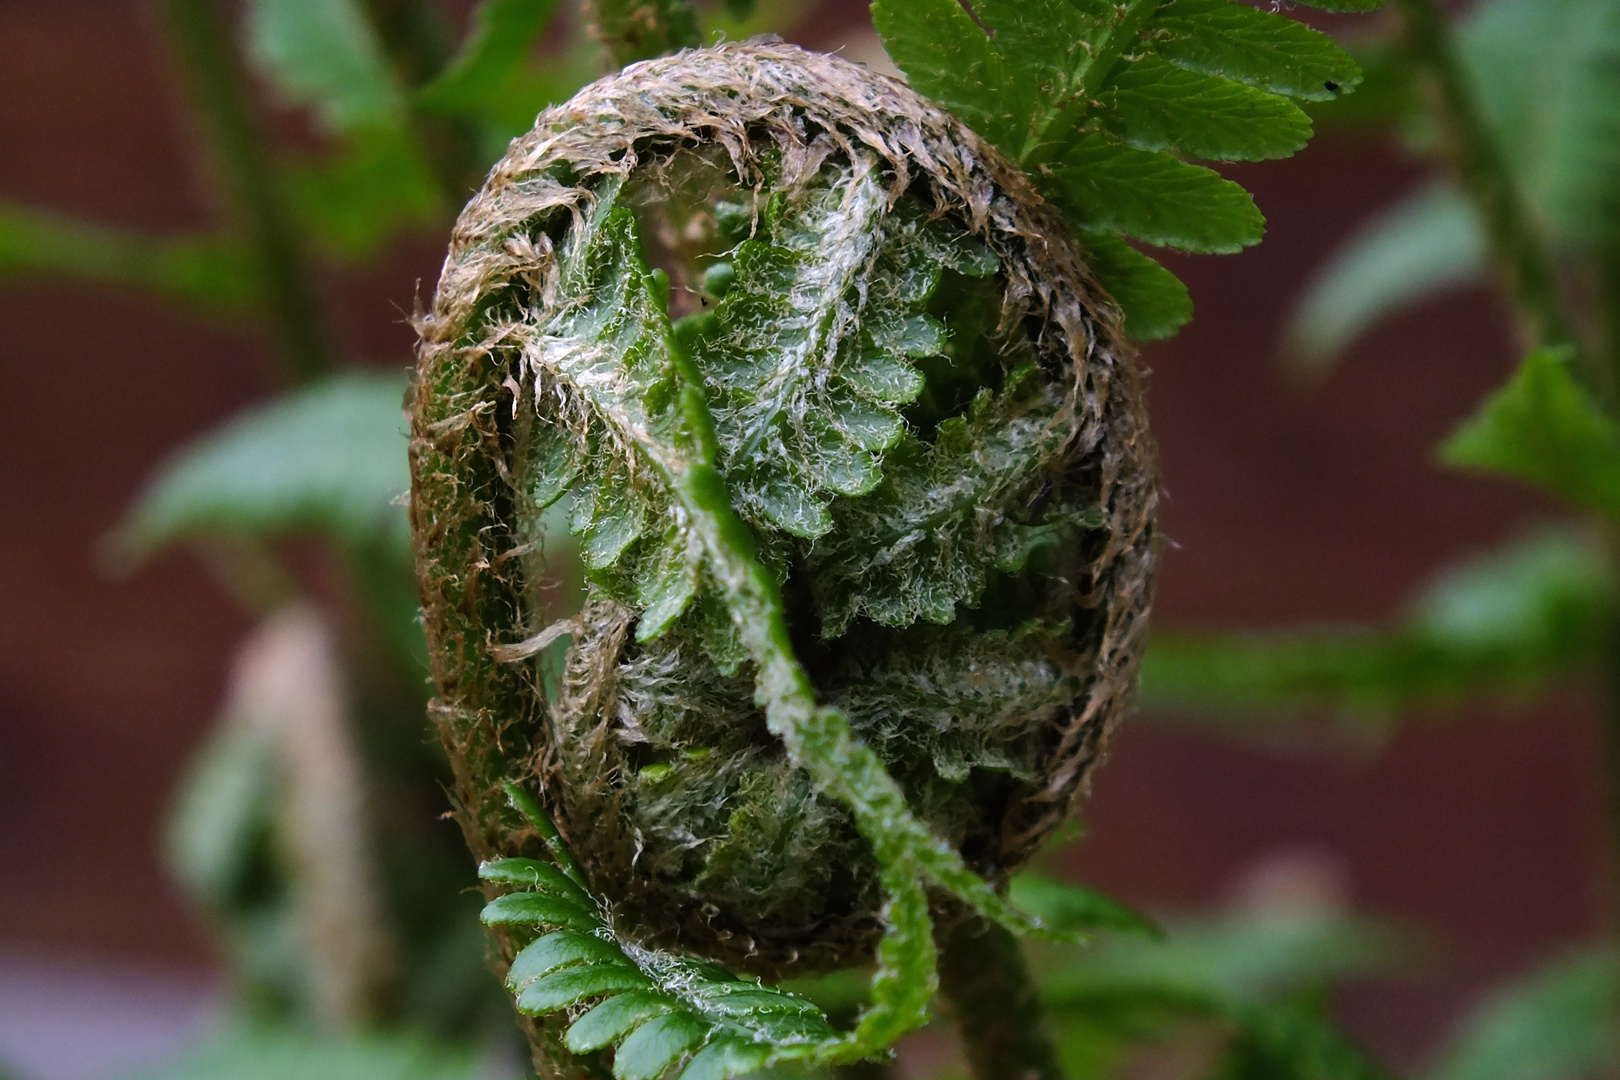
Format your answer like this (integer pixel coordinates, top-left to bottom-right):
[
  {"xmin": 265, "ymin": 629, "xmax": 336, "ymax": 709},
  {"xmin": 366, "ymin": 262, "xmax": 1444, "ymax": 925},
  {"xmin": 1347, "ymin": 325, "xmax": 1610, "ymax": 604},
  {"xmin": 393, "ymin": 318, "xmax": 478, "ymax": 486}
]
[{"xmin": 409, "ymin": 8, "xmax": 1366, "ymax": 1074}]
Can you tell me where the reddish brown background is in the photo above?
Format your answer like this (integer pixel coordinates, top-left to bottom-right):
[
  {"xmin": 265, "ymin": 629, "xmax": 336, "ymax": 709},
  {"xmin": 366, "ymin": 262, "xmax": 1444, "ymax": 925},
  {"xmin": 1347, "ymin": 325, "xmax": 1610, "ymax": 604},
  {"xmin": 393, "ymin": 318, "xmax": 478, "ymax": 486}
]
[{"xmin": 0, "ymin": 0, "xmax": 1598, "ymax": 1072}]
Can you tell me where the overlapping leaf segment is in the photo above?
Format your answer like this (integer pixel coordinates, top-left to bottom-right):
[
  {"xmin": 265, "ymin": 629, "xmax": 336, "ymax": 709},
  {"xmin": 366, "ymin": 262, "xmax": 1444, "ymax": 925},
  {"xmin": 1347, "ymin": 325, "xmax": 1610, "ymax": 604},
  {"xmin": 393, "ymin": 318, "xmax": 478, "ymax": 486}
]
[{"xmin": 875, "ymin": 0, "xmax": 1377, "ymax": 340}]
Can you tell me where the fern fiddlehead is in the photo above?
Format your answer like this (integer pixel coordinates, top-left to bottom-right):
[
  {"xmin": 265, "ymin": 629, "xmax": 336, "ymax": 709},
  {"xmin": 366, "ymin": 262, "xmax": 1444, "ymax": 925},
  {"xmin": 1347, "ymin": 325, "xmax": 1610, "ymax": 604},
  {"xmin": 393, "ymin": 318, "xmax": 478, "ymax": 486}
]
[{"xmin": 409, "ymin": 42, "xmax": 1156, "ymax": 1077}]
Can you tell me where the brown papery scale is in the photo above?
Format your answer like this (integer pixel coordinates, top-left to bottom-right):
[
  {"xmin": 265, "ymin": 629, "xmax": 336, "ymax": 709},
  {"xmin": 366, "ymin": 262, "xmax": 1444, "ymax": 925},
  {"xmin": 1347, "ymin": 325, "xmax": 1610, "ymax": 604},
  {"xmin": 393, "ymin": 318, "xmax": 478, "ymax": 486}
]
[{"xmin": 409, "ymin": 41, "xmax": 1157, "ymax": 982}]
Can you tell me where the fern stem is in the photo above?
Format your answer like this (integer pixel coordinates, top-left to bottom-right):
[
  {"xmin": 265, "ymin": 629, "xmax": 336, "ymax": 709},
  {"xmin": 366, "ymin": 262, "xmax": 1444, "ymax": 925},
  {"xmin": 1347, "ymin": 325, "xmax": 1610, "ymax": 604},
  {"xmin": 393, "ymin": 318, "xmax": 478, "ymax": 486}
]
[
  {"xmin": 1020, "ymin": 0, "xmax": 1158, "ymax": 167},
  {"xmin": 938, "ymin": 912, "xmax": 1065, "ymax": 1080},
  {"xmin": 155, "ymin": 0, "xmax": 333, "ymax": 385},
  {"xmin": 1394, "ymin": 0, "xmax": 1576, "ymax": 358}
]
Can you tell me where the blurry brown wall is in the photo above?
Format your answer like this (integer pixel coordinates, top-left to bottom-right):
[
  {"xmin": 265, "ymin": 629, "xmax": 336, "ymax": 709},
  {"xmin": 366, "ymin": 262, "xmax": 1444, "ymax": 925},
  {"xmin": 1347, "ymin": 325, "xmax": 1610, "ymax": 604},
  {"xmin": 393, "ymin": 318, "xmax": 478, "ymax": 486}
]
[{"xmin": 0, "ymin": 0, "xmax": 1602, "ymax": 1069}]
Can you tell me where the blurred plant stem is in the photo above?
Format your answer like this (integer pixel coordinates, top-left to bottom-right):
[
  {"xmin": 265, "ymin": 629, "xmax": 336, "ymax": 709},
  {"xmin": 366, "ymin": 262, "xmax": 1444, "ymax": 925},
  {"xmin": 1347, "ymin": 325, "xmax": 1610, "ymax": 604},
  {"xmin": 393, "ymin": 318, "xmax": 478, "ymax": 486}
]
[
  {"xmin": 584, "ymin": 0, "xmax": 701, "ymax": 70},
  {"xmin": 938, "ymin": 912, "xmax": 1064, "ymax": 1080},
  {"xmin": 356, "ymin": 0, "xmax": 486, "ymax": 201},
  {"xmin": 1394, "ymin": 0, "xmax": 1575, "ymax": 363},
  {"xmin": 1398, "ymin": 0, "xmax": 1620, "ymax": 1064},
  {"xmin": 155, "ymin": 0, "xmax": 333, "ymax": 385}
]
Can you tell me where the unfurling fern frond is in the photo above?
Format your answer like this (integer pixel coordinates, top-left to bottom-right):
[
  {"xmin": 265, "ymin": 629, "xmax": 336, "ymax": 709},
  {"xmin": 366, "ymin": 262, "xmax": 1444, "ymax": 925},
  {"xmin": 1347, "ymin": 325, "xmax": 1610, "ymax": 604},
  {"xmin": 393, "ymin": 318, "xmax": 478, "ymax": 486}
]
[
  {"xmin": 479, "ymin": 784, "xmax": 871, "ymax": 1080},
  {"xmin": 410, "ymin": 41, "xmax": 1155, "ymax": 1077},
  {"xmin": 873, "ymin": 0, "xmax": 1377, "ymax": 339}
]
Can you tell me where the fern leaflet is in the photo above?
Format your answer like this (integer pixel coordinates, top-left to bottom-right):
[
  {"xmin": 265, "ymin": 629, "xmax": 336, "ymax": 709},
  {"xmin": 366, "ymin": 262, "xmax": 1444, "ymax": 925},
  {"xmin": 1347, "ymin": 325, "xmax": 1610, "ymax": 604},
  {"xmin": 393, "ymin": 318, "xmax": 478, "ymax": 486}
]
[
  {"xmin": 484, "ymin": 785, "xmax": 890, "ymax": 1079},
  {"xmin": 872, "ymin": 0, "xmax": 1382, "ymax": 338}
]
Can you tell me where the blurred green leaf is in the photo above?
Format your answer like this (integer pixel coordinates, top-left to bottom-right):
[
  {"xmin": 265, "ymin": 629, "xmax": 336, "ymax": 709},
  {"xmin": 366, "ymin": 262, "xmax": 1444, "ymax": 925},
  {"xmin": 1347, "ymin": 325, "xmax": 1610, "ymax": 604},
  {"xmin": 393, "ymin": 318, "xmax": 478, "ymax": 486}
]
[
  {"xmin": 117, "ymin": 370, "xmax": 412, "ymax": 562},
  {"xmin": 1041, "ymin": 910, "xmax": 1400, "ymax": 1006},
  {"xmin": 447, "ymin": 30, "xmax": 599, "ymax": 160},
  {"xmin": 284, "ymin": 133, "xmax": 445, "ymax": 260},
  {"xmin": 246, "ymin": 0, "xmax": 405, "ymax": 132},
  {"xmin": 1010, "ymin": 873, "xmax": 1162, "ymax": 940},
  {"xmin": 1039, "ymin": 910, "xmax": 1399, "ymax": 1080},
  {"xmin": 0, "ymin": 203, "xmax": 253, "ymax": 310},
  {"xmin": 1217, "ymin": 999, "xmax": 1393, "ymax": 1080},
  {"xmin": 166, "ymin": 720, "xmax": 279, "ymax": 911},
  {"xmin": 1428, "ymin": 948, "xmax": 1615, "ymax": 1080},
  {"xmin": 417, "ymin": 0, "xmax": 562, "ymax": 115},
  {"xmin": 1288, "ymin": 184, "xmax": 1487, "ymax": 373},
  {"xmin": 1442, "ymin": 347, "xmax": 1620, "ymax": 519},
  {"xmin": 1140, "ymin": 525, "xmax": 1609, "ymax": 724},
  {"xmin": 1409, "ymin": 524, "xmax": 1606, "ymax": 649},
  {"xmin": 124, "ymin": 1022, "xmax": 485, "ymax": 1080}
]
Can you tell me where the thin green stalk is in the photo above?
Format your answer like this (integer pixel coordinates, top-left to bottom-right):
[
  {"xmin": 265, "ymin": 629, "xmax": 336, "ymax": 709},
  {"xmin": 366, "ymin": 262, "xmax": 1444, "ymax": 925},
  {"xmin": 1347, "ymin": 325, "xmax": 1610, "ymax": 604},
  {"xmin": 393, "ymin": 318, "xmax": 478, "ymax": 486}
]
[
  {"xmin": 938, "ymin": 912, "xmax": 1066, "ymax": 1080},
  {"xmin": 355, "ymin": 0, "xmax": 485, "ymax": 202},
  {"xmin": 1395, "ymin": 0, "xmax": 1575, "ymax": 358},
  {"xmin": 155, "ymin": 0, "xmax": 333, "ymax": 385}
]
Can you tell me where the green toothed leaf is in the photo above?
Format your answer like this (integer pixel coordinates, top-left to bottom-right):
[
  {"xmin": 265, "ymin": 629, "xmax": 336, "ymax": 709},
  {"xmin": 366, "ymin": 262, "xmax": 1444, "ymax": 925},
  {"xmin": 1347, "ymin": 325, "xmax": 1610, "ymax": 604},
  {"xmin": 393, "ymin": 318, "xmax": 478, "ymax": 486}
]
[
  {"xmin": 517, "ymin": 966, "xmax": 654, "ymax": 1014},
  {"xmin": 613, "ymin": 1013, "xmax": 706, "ymax": 1080},
  {"xmin": 566, "ymin": 992, "xmax": 678, "ymax": 1053},
  {"xmin": 481, "ymin": 892, "xmax": 603, "ymax": 934},
  {"xmin": 869, "ymin": 0, "xmax": 1033, "ymax": 156},
  {"xmin": 1048, "ymin": 135, "xmax": 1265, "ymax": 253},
  {"xmin": 476, "ymin": 810, "xmax": 848, "ymax": 1078},
  {"xmin": 1079, "ymin": 231, "xmax": 1194, "ymax": 340},
  {"xmin": 874, "ymin": 0, "xmax": 1376, "ymax": 335},
  {"xmin": 480, "ymin": 857, "xmax": 596, "ymax": 909},
  {"xmin": 507, "ymin": 931, "xmax": 634, "ymax": 991},
  {"xmin": 1102, "ymin": 56, "xmax": 1313, "ymax": 162},
  {"xmin": 1153, "ymin": 0, "xmax": 1365, "ymax": 102}
]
